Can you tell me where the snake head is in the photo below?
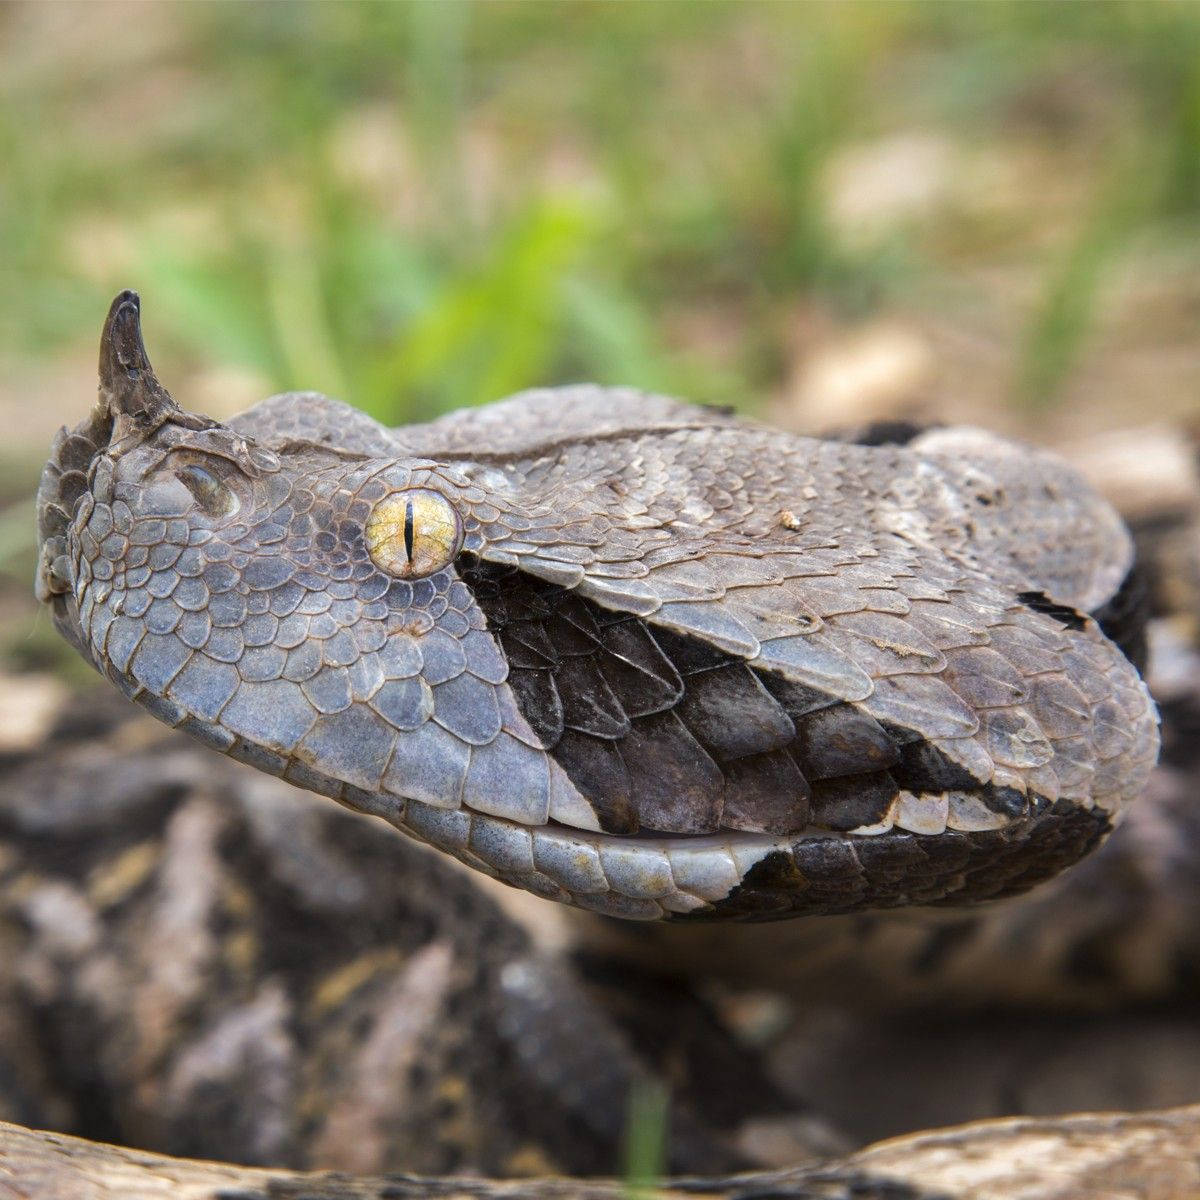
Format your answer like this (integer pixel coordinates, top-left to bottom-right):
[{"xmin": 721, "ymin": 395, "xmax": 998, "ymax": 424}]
[{"xmin": 35, "ymin": 292, "xmax": 1159, "ymax": 923}]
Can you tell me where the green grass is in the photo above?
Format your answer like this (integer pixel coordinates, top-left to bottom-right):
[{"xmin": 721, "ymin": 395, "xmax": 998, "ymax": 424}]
[
  {"xmin": 623, "ymin": 1079, "xmax": 669, "ymax": 1199},
  {"xmin": 3, "ymin": 0, "xmax": 1197, "ymax": 429}
]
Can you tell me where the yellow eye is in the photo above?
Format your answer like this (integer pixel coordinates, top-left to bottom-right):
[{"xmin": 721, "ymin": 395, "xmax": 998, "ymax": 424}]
[{"xmin": 365, "ymin": 489, "xmax": 463, "ymax": 578}]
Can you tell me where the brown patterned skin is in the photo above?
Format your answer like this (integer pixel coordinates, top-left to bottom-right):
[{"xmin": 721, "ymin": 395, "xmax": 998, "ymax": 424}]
[{"xmin": 35, "ymin": 293, "xmax": 1158, "ymax": 921}]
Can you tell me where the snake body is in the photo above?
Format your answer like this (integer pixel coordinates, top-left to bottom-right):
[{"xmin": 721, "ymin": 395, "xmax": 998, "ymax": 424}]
[{"xmin": 35, "ymin": 293, "xmax": 1159, "ymax": 921}]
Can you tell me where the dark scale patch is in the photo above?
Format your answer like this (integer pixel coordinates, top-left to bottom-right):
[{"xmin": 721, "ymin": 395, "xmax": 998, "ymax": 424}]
[
  {"xmin": 810, "ymin": 773, "xmax": 901, "ymax": 831},
  {"xmin": 1017, "ymin": 589, "xmax": 1088, "ymax": 632},
  {"xmin": 555, "ymin": 654, "xmax": 629, "ymax": 738},
  {"xmin": 890, "ymin": 737, "xmax": 979, "ymax": 793},
  {"xmin": 459, "ymin": 559, "xmax": 1040, "ymax": 839},
  {"xmin": 983, "ymin": 786, "xmax": 1029, "ymax": 820},
  {"xmin": 795, "ymin": 704, "xmax": 898, "ymax": 780},
  {"xmin": 648, "ymin": 623, "xmax": 730, "ymax": 674},
  {"xmin": 676, "ymin": 800, "xmax": 1112, "ymax": 922},
  {"xmin": 553, "ymin": 731, "xmax": 635, "ymax": 832},
  {"xmin": 462, "ymin": 558, "xmax": 809, "ymax": 836},
  {"xmin": 722, "ymin": 750, "xmax": 811, "ymax": 834},
  {"xmin": 838, "ymin": 418, "xmax": 930, "ymax": 447},
  {"xmin": 674, "ymin": 663, "xmax": 795, "ymax": 760},
  {"xmin": 617, "ymin": 710, "xmax": 724, "ymax": 834},
  {"xmin": 1090, "ymin": 556, "xmax": 1150, "ymax": 674},
  {"xmin": 504, "ymin": 662, "xmax": 562, "ymax": 746}
]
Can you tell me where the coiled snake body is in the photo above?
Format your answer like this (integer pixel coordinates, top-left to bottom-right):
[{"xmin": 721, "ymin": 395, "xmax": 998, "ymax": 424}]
[{"xmin": 35, "ymin": 293, "xmax": 1159, "ymax": 922}]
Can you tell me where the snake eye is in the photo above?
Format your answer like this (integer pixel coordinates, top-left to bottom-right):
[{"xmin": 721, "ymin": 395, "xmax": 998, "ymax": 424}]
[
  {"xmin": 365, "ymin": 489, "xmax": 463, "ymax": 579},
  {"xmin": 176, "ymin": 462, "xmax": 240, "ymax": 518}
]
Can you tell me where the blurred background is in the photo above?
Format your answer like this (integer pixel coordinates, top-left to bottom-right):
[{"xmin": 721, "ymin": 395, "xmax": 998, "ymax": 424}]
[
  {"xmin": 2, "ymin": 6, "xmax": 1200, "ymax": 1172},
  {"xmin": 1, "ymin": 0, "xmax": 1199, "ymax": 696}
]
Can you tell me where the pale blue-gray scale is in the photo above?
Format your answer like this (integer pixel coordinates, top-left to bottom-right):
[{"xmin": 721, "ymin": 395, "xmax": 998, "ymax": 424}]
[
  {"xmin": 242, "ymin": 613, "xmax": 280, "ymax": 647},
  {"xmin": 328, "ymin": 599, "xmax": 361, "ymax": 627},
  {"xmin": 175, "ymin": 547, "xmax": 204, "ymax": 577},
  {"xmin": 833, "ymin": 611, "xmax": 947, "ymax": 675},
  {"xmin": 145, "ymin": 569, "xmax": 180, "ymax": 599},
  {"xmin": 203, "ymin": 562, "xmax": 239, "ymax": 593},
  {"xmin": 105, "ymin": 615, "xmax": 146, "ymax": 673},
  {"xmin": 467, "ymin": 818, "xmax": 534, "ymax": 875},
  {"xmin": 208, "ymin": 591, "xmax": 248, "ymax": 628},
  {"xmin": 461, "ymin": 734, "xmax": 551, "ymax": 825},
  {"xmin": 297, "ymin": 706, "xmax": 395, "ymax": 792},
  {"xmin": 173, "ymin": 577, "xmax": 210, "ymax": 612},
  {"xmin": 177, "ymin": 610, "xmax": 213, "ymax": 650},
  {"xmin": 296, "ymin": 588, "xmax": 334, "ymax": 616},
  {"xmin": 308, "ymin": 613, "xmax": 338, "ymax": 640},
  {"xmin": 378, "ymin": 635, "xmax": 423, "ymax": 680},
  {"xmin": 121, "ymin": 589, "xmax": 153, "ymax": 619},
  {"xmin": 461, "ymin": 629, "xmax": 508, "ymax": 684},
  {"xmin": 144, "ymin": 598, "xmax": 182, "ymax": 635},
  {"xmin": 129, "ymin": 633, "xmax": 192, "ymax": 693},
  {"xmin": 268, "ymin": 582, "xmax": 305, "ymax": 617},
  {"xmin": 347, "ymin": 653, "xmax": 385, "ymax": 703},
  {"xmin": 88, "ymin": 605, "xmax": 117, "ymax": 657},
  {"xmin": 239, "ymin": 644, "xmax": 288, "ymax": 682},
  {"xmin": 864, "ymin": 674, "xmax": 980, "ymax": 738},
  {"xmin": 371, "ymin": 677, "xmax": 434, "ymax": 730},
  {"xmin": 148, "ymin": 543, "xmax": 182, "ymax": 571},
  {"xmin": 282, "ymin": 642, "xmax": 323, "ymax": 683},
  {"xmin": 980, "ymin": 709, "xmax": 1053, "ymax": 769},
  {"xmin": 275, "ymin": 614, "xmax": 310, "ymax": 649},
  {"xmin": 420, "ymin": 628, "xmax": 467, "ymax": 685},
  {"xmin": 128, "ymin": 518, "xmax": 167, "ymax": 546},
  {"xmin": 941, "ymin": 646, "xmax": 1030, "ymax": 709},
  {"xmin": 432, "ymin": 672, "xmax": 503, "ymax": 746},
  {"xmin": 320, "ymin": 628, "xmax": 360, "ymax": 669},
  {"xmin": 351, "ymin": 621, "xmax": 387, "ymax": 654},
  {"xmin": 438, "ymin": 610, "xmax": 471, "ymax": 638},
  {"xmin": 301, "ymin": 666, "xmax": 354, "ymax": 714},
  {"xmin": 381, "ymin": 721, "xmax": 470, "ymax": 808},
  {"xmin": 220, "ymin": 679, "xmax": 318, "ymax": 752},
  {"xmin": 168, "ymin": 656, "xmax": 241, "ymax": 721},
  {"xmin": 205, "ymin": 627, "xmax": 245, "ymax": 664}
]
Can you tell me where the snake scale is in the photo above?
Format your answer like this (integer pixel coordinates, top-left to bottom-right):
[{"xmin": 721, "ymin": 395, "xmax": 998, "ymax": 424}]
[{"xmin": 35, "ymin": 292, "xmax": 1159, "ymax": 924}]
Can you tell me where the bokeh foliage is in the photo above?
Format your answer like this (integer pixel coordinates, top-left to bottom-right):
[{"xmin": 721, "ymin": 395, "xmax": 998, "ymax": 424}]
[{"xmin": 2, "ymin": 0, "xmax": 1199, "ymax": 423}]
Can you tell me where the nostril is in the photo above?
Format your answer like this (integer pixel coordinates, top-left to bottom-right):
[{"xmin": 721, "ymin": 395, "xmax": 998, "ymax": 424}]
[{"xmin": 175, "ymin": 463, "xmax": 239, "ymax": 518}]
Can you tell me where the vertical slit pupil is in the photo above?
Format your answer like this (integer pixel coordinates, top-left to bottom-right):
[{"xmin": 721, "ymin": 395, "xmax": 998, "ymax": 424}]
[{"xmin": 403, "ymin": 498, "xmax": 415, "ymax": 562}]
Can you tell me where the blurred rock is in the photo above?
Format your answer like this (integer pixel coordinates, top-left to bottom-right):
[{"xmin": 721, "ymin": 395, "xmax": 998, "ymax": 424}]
[
  {"xmin": 0, "ymin": 673, "xmax": 67, "ymax": 754},
  {"xmin": 1063, "ymin": 425, "xmax": 1200, "ymax": 524},
  {"xmin": 182, "ymin": 365, "xmax": 277, "ymax": 423},
  {"xmin": 776, "ymin": 321, "xmax": 935, "ymax": 431},
  {"xmin": 823, "ymin": 132, "xmax": 953, "ymax": 246},
  {"xmin": 329, "ymin": 104, "xmax": 424, "ymax": 227}
]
